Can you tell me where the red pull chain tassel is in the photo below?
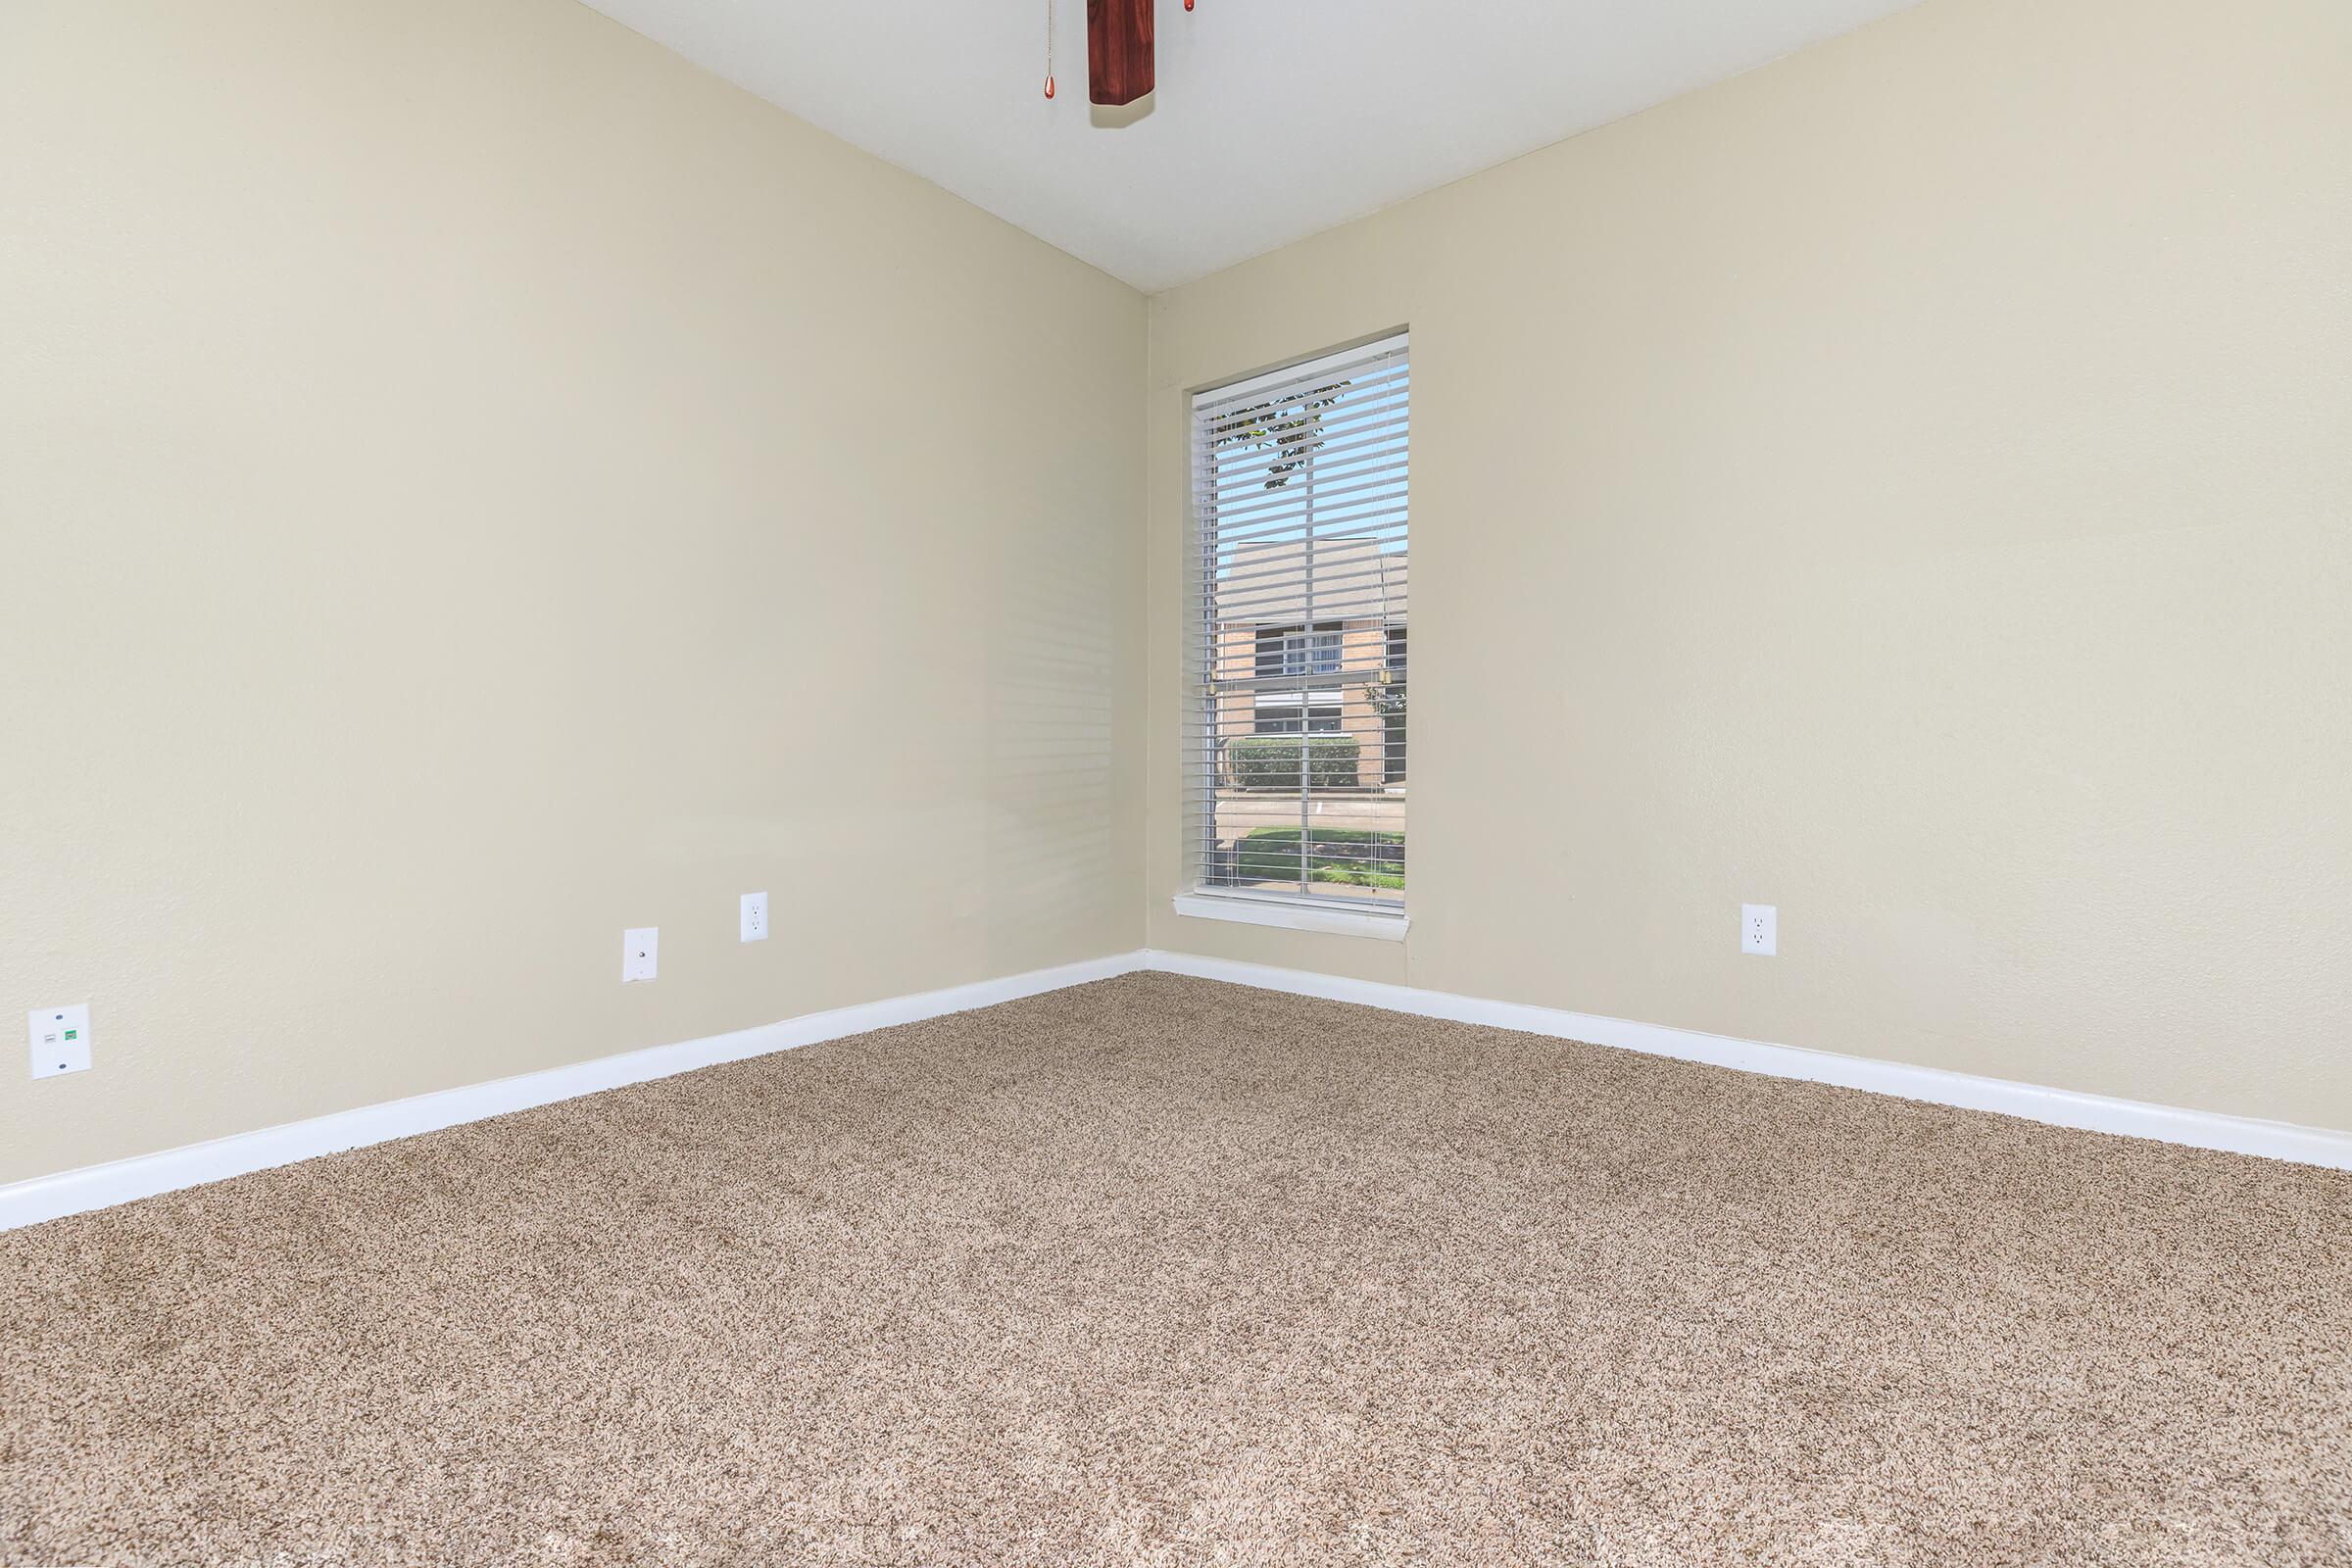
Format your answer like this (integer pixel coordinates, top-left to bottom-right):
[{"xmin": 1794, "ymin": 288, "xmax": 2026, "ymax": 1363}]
[
  {"xmin": 1185, "ymin": 0, "xmax": 1195, "ymax": 10},
  {"xmin": 1044, "ymin": 74, "xmax": 1056, "ymax": 99}
]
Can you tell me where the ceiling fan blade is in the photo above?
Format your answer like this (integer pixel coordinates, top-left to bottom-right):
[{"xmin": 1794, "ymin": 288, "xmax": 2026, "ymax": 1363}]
[{"xmin": 1088, "ymin": 0, "xmax": 1154, "ymax": 106}]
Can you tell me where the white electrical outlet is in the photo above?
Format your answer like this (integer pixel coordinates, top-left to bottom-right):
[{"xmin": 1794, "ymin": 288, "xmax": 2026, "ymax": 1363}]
[
  {"xmin": 1741, "ymin": 904, "xmax": 1777, "ymax": 956},
  {"xmin": 28, "ymin": 1004, "xmax": 92, "ymax": 1078},
  {"xmin": 740, "ymin": 891, "xmax": 768, "ymax": 943},
  {"xmin": 622, "ymin": 928, "xmax": 660, "ymax": 983}
]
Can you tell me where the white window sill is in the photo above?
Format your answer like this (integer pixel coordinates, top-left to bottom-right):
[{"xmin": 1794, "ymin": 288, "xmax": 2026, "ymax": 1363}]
[{"xmin": 1171, "ymin": 893, "xmax": 1409, "ymax": 942}]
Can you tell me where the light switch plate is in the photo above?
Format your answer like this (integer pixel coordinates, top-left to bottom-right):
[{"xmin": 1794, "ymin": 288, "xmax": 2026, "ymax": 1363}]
[
  {"xmin": 29, "ymin": 1004, "xmax": 92, "ymax": 1078},
  {"xmin": 741, "ymin": 891, "xmax": 768, "ymax": 943},
  {"xmin": 1741, "ymin": 904, "xmax": 1777, "ymax": 956},
  {"xmin": 622, "ymin": 928, "xmax": 659, "ymax": 983}
]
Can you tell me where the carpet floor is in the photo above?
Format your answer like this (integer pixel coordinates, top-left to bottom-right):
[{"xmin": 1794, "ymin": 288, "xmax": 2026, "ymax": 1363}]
[{"xmin": 3, "ymin": 972, "xmax": 2348, "ymax": 1567}]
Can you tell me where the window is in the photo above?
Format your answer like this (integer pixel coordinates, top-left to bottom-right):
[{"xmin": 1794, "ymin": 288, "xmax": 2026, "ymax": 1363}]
[
  {"xmin": 1185, "ymin": 332, "xmax": 1408, "ymax": 922},
  {"xmin": 1255, "ymin": 623, "xmax": 1344, "ymax": 680}
]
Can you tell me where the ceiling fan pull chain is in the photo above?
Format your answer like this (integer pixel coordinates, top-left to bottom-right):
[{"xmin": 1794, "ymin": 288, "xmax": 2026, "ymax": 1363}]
[{"xmin": 1044, "ymin": 0, "xmax": 1056, "ymax": 98}]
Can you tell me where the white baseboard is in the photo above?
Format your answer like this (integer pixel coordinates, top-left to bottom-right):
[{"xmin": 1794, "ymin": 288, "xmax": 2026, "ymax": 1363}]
[
  {"xmin": 1141, "ymin": 950, "xmax": 2352, "ymax": 1172},
  {"xmin": 0, "ymin": 951, "xmax": 1146, "ymax": 1233},
  {"xmin": 9, "ymin": 944, "xmax": 2344, "ymax": 1232}
]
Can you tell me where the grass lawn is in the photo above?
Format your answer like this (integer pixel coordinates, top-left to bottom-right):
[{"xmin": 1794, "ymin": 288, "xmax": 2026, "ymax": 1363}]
[{"xmin": 1238, "ymin": 827, "xmax": 1405, "ymax": 891}]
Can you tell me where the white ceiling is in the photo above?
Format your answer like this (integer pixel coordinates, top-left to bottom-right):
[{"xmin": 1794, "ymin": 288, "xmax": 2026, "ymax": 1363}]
[{"xmin": 581, "ymin": 0, "xmax": 1920, "ymax": 294}]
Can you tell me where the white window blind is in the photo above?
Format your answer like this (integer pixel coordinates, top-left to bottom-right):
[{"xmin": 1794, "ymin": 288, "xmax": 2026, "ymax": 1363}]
[{"xmin": 1186, "ymin": 333, "xmax": 1409, "ymax": 914}]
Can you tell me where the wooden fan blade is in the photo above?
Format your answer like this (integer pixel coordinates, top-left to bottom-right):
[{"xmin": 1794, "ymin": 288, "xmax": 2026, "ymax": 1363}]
[{"xmin": 1088, "ymin": 0, "xmax": 1154, "ymax": 106}]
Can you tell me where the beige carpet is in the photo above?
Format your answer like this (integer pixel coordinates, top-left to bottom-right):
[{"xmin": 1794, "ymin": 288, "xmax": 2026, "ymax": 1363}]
[{"xmin": 4, "ymin": 973, "xmax": 2348, "ymax": 1567}]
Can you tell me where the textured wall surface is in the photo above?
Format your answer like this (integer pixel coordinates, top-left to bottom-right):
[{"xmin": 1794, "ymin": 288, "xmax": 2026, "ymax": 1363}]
[
  {"xmin": 0, "ymin": 0, "xmax": 1147, "ymax": 1186},
  {"xmin": 1146, "ymin": 0, "xmax": 2352, "ymax": 1130}
]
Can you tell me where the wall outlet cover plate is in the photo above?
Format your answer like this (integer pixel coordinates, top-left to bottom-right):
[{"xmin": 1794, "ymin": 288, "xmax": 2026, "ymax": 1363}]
[
  {"xmin": 622, "ymin": 928, "xmax": 660, "ymax": 983},
  {"xmin": 29, "ymin": 1004, "xmax": 92, "ymax": 1078},
  {"xmin": 1741, "ymin": 904, "xmax": 1777, "ymax": 956}
]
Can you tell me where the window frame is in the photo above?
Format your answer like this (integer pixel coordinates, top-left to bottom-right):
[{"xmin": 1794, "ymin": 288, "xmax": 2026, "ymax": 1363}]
[{"xmin": 1178, "ymin": 331, "xmax": 1410, "ymax": 940}]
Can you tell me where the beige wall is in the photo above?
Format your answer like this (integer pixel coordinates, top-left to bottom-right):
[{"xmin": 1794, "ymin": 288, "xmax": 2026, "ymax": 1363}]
[
  {"xmin": 0, "ymin": 0, "xmax": 1146, "ymax": 1185},
  {"xmin": 1148, "ymin": 0, "xmax": 2352, "ymax": 1129}
]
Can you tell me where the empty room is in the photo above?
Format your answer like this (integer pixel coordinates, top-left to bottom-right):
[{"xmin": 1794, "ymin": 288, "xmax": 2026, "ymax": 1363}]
[{"xmin": 3, "ymin": 0, "xmax": 2347, "ymax": 1562}]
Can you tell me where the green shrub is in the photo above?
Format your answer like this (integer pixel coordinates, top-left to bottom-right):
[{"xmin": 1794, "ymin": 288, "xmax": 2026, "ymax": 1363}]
[
  {"xmin": 1312, "ymin": 866, "xmax": 1405, "ymax": 891},
  {"xmin": 1226, "ymin": 734, "xmax": 1360, "ymax": 790}
]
